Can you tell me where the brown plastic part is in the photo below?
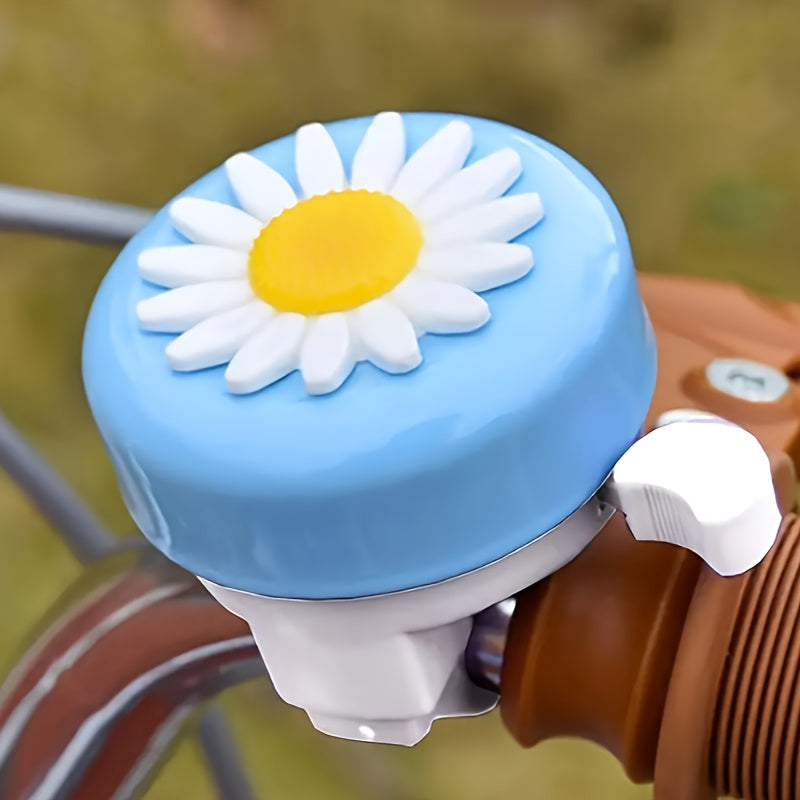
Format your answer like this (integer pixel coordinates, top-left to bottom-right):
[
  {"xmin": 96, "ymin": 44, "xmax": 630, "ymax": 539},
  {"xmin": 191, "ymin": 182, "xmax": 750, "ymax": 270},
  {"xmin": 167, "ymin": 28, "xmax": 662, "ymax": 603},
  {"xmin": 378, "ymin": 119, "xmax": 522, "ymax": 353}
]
[
  {"xmin": 640, "ymin": 273, "xmax": 800, "ymax": 477},
  {"xmin": 501, "ymin": 514, "xmax": 702, "ymax": 782},
  {"xmin": 502, "ymin": 513, "xmax": 800, "ymax": 800},
  {"xmin": 769, "ymin": 451, "xmax": 797, "ymax": 515},
  {"xmin": 501, "ymin": 275, "xmax": 800, "ymax": 799},
  {"xmin": 710, "ymin": 514, "xmax": 800, "ymax": 800}
]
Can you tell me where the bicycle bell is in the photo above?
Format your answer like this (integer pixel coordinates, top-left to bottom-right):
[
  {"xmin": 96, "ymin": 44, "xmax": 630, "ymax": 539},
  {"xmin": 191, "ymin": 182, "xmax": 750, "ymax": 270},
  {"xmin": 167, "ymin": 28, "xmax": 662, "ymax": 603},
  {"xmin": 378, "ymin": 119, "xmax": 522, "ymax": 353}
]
[{"xmin": 82, "ymin": 111, "xmax": 780, "ymax": 746}]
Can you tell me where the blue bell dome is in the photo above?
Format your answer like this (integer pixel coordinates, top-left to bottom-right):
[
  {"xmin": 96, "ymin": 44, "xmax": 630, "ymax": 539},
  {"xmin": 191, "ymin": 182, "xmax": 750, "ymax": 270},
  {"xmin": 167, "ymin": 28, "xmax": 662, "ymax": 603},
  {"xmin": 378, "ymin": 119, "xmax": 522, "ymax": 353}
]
[{"xmin": 83, "ymin": 112, "xmax": 656, "ymax": 599}]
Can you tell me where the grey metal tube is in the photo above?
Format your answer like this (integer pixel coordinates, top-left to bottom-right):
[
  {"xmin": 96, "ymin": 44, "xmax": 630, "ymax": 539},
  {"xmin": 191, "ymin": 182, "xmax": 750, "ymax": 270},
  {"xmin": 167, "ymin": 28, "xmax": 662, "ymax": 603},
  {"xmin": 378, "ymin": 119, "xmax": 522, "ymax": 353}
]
[
  {"xmin": 0, "ymin": 184, "xmax": 152, "ymax": 245},
  {"xmin": 465, "ymin": 598, "xmax": 516, "ymax": 692},
  {"xmin": 0, "ymin": 409, "xmax": 113, "ymax": 563},
  {"xmin": 197, "ymin": 706, "xmax": 258, "ymax": 800}
]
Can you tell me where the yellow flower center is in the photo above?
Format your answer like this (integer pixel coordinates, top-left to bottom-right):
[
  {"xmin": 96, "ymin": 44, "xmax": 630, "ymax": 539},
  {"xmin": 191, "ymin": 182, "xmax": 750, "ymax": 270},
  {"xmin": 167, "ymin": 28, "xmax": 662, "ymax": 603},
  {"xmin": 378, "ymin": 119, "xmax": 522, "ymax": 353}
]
[{"xmin": 248, "ymin": 189, "xmax": 423, "ymax": 315}]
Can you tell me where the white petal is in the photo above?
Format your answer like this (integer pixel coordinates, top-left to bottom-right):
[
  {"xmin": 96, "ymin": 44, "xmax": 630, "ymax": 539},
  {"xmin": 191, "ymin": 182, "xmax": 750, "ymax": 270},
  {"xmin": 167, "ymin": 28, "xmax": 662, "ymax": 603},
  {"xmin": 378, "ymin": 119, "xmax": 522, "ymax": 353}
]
[
  {"xmin": 352, "ymin": 299, "xmax": 421, "ymax": 373},
  {"xmin": 169, "ymin": 198, "xmax": 263, "ymax": 251},
  {"xmin": 350, "ymin": 112, "xmax": 406, "ymax": 192},
  {"xmin": 165, "ymin": 301, "xmax": 274, "ymax": 371},
  {"xmin": 414, "ymin": 148, "xmax": 522, "ymax": 223},
  {"xmin": 416, "ymin": 242, "xmax": 533, "ymax": 292},
  {"xmin": 390, "ymin": 120, "xmax": 473, "ymax": 207},
  {"xmin": 138, "ymin": 245, "xmax": 248, "ymax": 288},
  {"xmin": 295, "ymin": 122, "xmax": 345, "ymax": 198},
  {"xmin": 136, "ymin": 281, "xmax": 254, "ymax": 333},
  {"xmin": 225, "ymin": 153, "xmax": 298, "ymax": 224},
  {"xmin": 225, "ymin": 313, "xmax": 307, "ymax": 394},
  {"xmin": 299, "ymin": 313, "xmax": 355, "ymax": 395},
  {"xmin": 392, "ymin": 275, "xmax": 490, "ymax": 334},
  {"xmin": 425, "ymin": 193, "xmax": 543, "ymax": 247}
]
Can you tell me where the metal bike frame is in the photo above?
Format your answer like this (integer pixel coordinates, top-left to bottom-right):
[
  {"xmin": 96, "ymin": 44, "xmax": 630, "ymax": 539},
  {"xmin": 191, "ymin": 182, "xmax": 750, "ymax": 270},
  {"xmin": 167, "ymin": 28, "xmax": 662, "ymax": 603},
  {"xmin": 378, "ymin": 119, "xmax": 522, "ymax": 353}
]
[{"xmin": 0, "ymin": 184, "xmax": 260, "ymax": 800}]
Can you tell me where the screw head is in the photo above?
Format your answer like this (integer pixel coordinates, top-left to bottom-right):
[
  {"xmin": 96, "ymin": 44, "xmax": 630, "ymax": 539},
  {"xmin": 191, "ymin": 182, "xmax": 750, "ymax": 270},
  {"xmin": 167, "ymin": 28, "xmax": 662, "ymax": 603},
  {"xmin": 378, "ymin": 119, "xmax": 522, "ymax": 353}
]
[{"xmin": 705, "ymin": 358, "xmax": 790, "ymax": 403}]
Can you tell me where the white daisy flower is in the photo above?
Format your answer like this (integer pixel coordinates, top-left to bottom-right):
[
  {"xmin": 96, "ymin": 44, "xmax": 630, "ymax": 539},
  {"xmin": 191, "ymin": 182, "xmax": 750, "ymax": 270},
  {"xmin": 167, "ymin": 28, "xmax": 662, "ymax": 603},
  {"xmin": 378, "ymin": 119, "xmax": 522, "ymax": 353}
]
[{"xmin": 136, "ymin": 112, "xmax": 544, "ymax": 395}]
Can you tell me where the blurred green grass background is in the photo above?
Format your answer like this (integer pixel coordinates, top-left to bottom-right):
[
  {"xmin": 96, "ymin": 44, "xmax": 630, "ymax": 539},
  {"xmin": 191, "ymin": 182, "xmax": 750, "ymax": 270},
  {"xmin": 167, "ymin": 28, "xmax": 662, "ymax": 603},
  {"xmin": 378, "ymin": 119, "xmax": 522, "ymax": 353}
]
[{"xmin": 0, "ymin": 0, "xmax": 798, "ymax": 797}]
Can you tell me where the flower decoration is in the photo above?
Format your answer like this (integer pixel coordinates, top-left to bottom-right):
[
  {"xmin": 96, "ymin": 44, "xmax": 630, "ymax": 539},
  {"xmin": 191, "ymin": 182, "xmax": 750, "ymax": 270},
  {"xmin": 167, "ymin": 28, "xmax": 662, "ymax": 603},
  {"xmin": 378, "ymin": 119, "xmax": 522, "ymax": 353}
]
[{"xmin": 136, "ymin": 112, "xmax": 543, "ymax": 395}]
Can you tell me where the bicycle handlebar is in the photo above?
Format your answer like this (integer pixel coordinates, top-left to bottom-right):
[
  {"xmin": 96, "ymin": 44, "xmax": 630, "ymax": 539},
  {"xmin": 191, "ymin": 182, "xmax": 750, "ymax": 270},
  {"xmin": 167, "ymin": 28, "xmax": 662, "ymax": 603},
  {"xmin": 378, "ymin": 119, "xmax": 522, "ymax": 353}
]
[{"xmin": 0, "ymin": 270, "xmax": 798, "ymax": 798}]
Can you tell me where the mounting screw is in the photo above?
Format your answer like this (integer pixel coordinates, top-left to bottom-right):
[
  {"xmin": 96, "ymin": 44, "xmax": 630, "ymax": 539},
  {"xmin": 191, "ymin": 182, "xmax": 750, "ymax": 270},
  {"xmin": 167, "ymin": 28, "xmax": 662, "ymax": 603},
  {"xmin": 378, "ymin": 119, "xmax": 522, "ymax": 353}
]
[{"xmin": 705, "ymin": 358, "xmax": 790, "ymax": 403}]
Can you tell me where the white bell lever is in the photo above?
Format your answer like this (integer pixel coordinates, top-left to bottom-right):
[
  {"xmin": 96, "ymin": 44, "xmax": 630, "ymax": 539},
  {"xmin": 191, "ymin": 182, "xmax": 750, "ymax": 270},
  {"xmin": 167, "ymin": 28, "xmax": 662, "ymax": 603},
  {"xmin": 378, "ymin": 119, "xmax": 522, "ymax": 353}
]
[{"xmin": 604, "ymin": 417, "xmax": 782, "ymax": 576}]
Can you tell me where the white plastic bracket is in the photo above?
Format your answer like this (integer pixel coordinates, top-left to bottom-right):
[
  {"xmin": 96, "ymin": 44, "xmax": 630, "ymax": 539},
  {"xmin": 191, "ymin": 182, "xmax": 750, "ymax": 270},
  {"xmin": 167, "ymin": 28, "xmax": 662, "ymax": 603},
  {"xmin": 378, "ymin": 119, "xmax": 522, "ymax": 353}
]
[{"xmin": 199, "ymin": 495, "xmax": 611, "ymax": 746}]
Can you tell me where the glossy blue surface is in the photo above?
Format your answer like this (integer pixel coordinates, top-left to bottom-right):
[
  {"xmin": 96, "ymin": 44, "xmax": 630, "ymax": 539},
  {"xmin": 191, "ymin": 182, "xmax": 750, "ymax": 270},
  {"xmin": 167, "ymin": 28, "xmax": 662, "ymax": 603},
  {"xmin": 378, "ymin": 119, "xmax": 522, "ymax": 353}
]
[{"xmin": 83, "ymin": 113, "xmax": 656, "ymax": 599}]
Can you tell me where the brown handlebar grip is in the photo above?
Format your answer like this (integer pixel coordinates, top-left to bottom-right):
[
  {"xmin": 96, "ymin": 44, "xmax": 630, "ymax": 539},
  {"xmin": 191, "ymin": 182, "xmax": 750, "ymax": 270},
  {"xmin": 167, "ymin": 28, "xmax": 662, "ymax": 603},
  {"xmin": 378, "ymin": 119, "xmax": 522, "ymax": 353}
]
[
  {"xmin": 710, "ymin": 512, "xmax": 800, "ymax": 799},
  {"xmin": 500, "ymin": 512, "xmax": 800, "ymax": 800}
]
